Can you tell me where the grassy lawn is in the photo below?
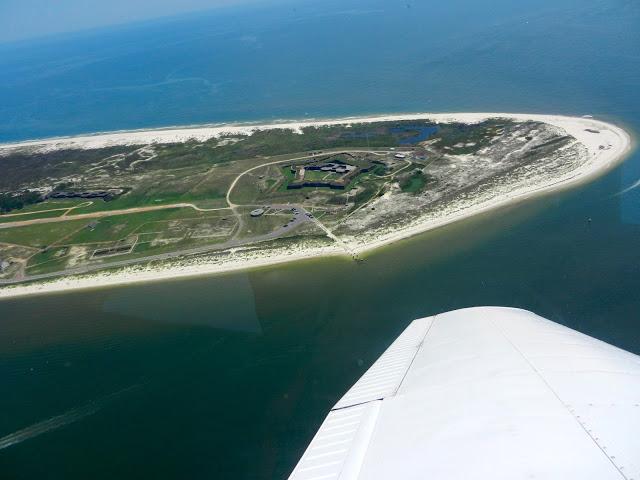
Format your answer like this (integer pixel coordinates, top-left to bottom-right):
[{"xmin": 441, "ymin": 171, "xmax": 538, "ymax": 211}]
[
  {"xmin": 26, "ymin": 247, "xmax": 72, "ymax": 271},
  {"xmin": 277, "ymin": 166, "xmax": 296, "ymax": 191},
  {"xmin": 64, "ymin": 208, "xmax": 224, "ymax": 244},
  {"xmin": 302, "ymin": 170, "xmax": 340, "ymax": 182},
  {"xmin": 26, "ymin": 256, "xmax": 74, "ymax": 275},
  {"xmin": 400, "ymin": 175, "xmax": 426, "ymax": 193},
  {"xmin": 1, "ymin": 119, "xmax": 487, "ymax": 278},
  {"xmin": 0, "ymin": 220, "xmax": 88, "ymax": 248},
  {"xmin": 0, "ymin": 209, "xmax": 67, "ymax": 223}
]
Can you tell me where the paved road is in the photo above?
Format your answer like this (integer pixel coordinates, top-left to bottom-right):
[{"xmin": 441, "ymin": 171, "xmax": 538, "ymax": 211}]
[
  {"xmin": 0, "ymin": 207, "xmax": 313, "ymax": 286},
  {"xmin": 225, "ymin": 148, "xmax": 391, "ymax": 206},
  {"xmin": 0, "ymin": 148, "xmax": 392, "ymax": 230},
  {"xmin": 224, "ymin": 148, "xmax": 391, "ymax": 241},
  {"xmin": 0, "ymin": 203, "xmax": 231, "ymax": 229},
  {"xmin": 1, "ymin": 148, "xmax": 395, "ymax": 283}
]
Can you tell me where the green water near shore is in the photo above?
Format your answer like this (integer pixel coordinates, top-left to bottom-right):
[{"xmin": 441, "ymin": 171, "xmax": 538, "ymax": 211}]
[
  {"xmin": 1, "ymin": 157, "xmax": 639, "ymax": 478},
  {"xmin": 1, "ymin": 0, "xmax": 640, "ymax": 477}
]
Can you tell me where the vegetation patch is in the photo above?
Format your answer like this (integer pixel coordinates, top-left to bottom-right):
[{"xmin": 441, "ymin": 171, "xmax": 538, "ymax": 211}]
[
  {"xmin": 400, "ymin": 171, "xmax": 427, "ymax": 193},
  {"xmin": 0, "ymin": 118, "xmax": 577, "ymax": 282},
  {"xmin": 0, "ymin": 191, "xmax": 42, "ymax": 213}
]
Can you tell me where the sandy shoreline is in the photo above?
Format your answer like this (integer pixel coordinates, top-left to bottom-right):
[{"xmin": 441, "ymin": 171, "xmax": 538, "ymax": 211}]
[{"xmin": 0, "ymin": 112, "xmax": 632, "ymax": 299}]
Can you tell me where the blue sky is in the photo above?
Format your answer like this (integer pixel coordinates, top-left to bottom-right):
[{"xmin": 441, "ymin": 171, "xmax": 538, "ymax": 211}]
[{"xmin": 0, "ymin": 0, "xmax": 278, "ymax": 43}]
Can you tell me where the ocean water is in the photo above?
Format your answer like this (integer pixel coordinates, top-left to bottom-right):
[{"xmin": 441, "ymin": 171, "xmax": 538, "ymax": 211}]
[
  {"xmin": 0, "ymin": 0, "xmax": 639, "ymax": 478},
  {"xmin": 1, "ymin": 0, "xmax": 638, "ymax": 142}
]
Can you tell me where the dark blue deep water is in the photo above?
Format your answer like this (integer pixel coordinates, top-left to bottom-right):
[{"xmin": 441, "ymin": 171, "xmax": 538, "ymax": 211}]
[
  {"xmin": 0, "ymin": 0, "xmax": 639, "ymax": 479},
  {"xmin": 1, "ymin": 0, "xmax": 637, "ymax": 143}
]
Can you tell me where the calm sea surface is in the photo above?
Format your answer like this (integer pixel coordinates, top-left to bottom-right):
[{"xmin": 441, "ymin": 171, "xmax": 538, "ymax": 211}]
[{"xmin": 0, "ymin": 0, "xmax": 639, "ymax": 478}]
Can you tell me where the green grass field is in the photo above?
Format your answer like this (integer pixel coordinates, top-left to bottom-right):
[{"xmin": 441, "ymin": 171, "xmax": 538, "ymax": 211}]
[
  {"xmin": 400, "ymin": 174, "xmax": 426, "ymax": 193},
  {"xmin": 0, "ymin": 119, "xmax": 520, "ymax": 279},
  {"xmin": 0, "ymin": 209, "xmax": 67, "ymax": 223},
  {"xmin": 0, "ymin": 220, "xmax": 88, "ymax": 248}
]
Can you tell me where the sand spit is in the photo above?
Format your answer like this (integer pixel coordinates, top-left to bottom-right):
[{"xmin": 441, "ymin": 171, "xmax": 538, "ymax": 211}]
[{"xmin": 0, "ymin": 113, "xmax": 632, "ymax": 299}]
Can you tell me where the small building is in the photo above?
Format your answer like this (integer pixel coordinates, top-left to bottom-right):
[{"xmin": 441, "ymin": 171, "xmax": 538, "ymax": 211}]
[
  {"xmin": 250, "ymin": 208, "xmax": 265, "ymax": 217},
  {"xmin": 0, "ymin": 259, "xmax": 10, "ymax": 272}
]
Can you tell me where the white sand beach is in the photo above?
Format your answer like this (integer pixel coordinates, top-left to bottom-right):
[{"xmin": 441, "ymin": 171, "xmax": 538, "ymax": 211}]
[{"xmin": 0, "ymin": 113, "xmax": 632, "ymax": 299}]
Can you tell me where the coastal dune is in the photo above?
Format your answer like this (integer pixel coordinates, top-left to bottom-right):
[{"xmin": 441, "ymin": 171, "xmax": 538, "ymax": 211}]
[{"xmin": 0, "ymin": 113, "xmax": 632, "ymax": 299}]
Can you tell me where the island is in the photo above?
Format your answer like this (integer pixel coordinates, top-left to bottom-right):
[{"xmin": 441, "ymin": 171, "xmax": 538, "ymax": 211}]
[{"xmin": 0, "ymin": 113, "xmax": 631, "ymax": 298}]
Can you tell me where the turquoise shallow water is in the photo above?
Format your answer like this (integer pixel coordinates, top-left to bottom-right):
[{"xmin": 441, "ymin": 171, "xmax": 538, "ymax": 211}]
[{"xmin": 0, "ymin": 0, "xmax": 639, "ymax": 478}]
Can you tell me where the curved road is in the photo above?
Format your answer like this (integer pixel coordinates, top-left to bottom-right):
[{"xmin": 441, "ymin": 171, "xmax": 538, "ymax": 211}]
[{"xmin": 0, "ymin": 148, "xmax": 396, "ymax": 282}]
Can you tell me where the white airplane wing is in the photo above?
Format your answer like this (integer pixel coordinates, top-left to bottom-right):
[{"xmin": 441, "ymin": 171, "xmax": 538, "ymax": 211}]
[{"xmin": 288, "ymin": 307, "xmax": 640, "ymax": 480}]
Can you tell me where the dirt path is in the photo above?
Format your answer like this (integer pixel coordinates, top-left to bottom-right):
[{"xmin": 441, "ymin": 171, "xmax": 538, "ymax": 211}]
[
  {"xmin": 225, "ymin": 149, "xmax": 391, "ymax": 207},
  {"xmin": 0, "ymin": 203, "xmax": 232, "ymax": 229},
  {"xmin": 0, "ymin": 201, "xmax": 94, "ymax": 219},
  {"xmin": 0, "ymin": 147, "xmax": 401, "ymax": 282},
  {"xmin": 224, "ymin": 148, "xmax": 391, "ymax": 241}
]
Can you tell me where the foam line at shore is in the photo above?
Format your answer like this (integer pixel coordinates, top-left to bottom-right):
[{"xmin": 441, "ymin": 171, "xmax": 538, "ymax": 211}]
[
  {"xmin": 0, "ymin": 112, "xmax": 627, "ymax": 154},
  {"xmin": 0, "ymin": 113, "xmax": 632, "ymax": 300}
]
